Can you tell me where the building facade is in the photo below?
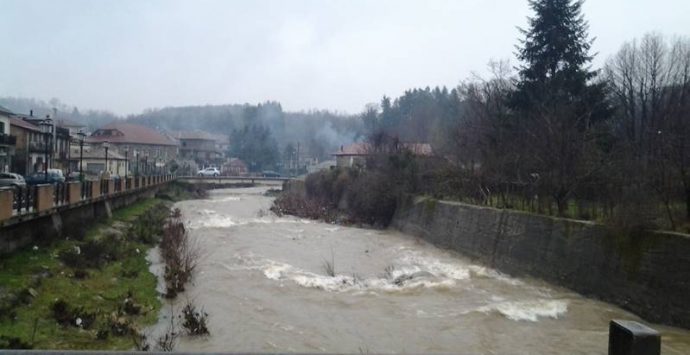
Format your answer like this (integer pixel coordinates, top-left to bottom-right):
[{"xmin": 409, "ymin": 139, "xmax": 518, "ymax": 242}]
[
  {"xmin": 0, "ymin": 106, "xmax": 17, "ymax": 173},
  {"xmin": 176, "ymin": 131, "xmax": 223, "ymax": 167},
  {"xmin": 88, "ymin": 123, "xmax": 178, "ymax": 175}
]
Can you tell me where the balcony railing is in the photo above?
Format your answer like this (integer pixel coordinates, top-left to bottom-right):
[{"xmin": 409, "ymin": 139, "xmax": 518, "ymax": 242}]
[
  {"xmin": 0, "ymin": 133, "xmax": 17, "ymax": 146},
  {"xmin": 28, "ymin": 141, "xmax": 49, "ymax": 153}
]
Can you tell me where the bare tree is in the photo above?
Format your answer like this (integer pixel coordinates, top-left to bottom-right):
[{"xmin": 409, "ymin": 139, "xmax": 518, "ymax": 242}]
[{"xmin": 606, "ymin": 33, "xmax": 690, "ymax": 225}]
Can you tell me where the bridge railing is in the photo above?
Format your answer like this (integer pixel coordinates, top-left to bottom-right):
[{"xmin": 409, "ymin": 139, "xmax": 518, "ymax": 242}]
[{"xmin": 0, "ymin": 174, "xmax": 175, "ymax": 223}]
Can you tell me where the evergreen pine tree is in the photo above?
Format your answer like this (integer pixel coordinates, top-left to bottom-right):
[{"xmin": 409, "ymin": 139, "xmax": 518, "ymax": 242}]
[{"xmin": 514, "ymin": 0, "xmax": 599, "ymax": 112}]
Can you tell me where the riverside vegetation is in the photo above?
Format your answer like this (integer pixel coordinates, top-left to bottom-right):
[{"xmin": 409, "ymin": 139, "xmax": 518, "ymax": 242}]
[{"xmin": 0, "ymin": 182, "xmax": 210, "ymax": 350}]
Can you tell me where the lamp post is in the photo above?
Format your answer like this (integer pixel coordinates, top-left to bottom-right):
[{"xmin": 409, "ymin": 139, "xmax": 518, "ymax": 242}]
[
  {"xmin": 39, "ymin": 118, "xmax": 53, "ymax": 182},
  {"xmin": 143, "ymin": 155, "xmax": 148, "ymax": 176},
  {"xmin": 124, "ymin": 148, "xmax": 129, "ymax": 180},
  {"xmin": 134, "ymin": 150, "xmax": 139, "ymax": 177},
  {"xmin": 67, "ymin": 137, "xmax": 72, "ymax": 176},
  {"xmin": 103, "ymin": 141, "xmax": 110, "ymax": 178},
  {"xmin": 77, "ymin": 129, "xmax": 86, "ymax": 182}
]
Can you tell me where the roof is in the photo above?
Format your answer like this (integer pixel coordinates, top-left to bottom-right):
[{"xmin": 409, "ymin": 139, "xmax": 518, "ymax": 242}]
[
  {"xmin": 89, "ymin": 122, "xmax": 177, "ymax": 146},
  {"xmin": 334, "ymin": 142, "xmax": 369, "ymax": 156},
  {"xmin": 176, "ymin": 130, "xmax": 216, "ymax": 141},
  {"xmin": 56, "ymin": 118, "xmax": 84, "ymax": 128},
  {"xmin": 0, "ymin": 105, "xmax": 15, "ymax": 116},
  {"xmin": 8, "ymin": 117, "xmax": 41, "ymax": 132},
  {"xmin": 333, "ymin": 142, "xmax": 433, "ymax": 157},
  {"xmin": 69, "ymin": 145, "xmax": 126, "ymax": 160}
]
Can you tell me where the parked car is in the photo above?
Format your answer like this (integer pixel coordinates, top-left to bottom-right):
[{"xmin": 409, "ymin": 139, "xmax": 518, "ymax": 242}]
[
  {"xmin": 197, "ymin": 167, "xmax": 220, "ymax": 177},
  {"xmin": 0, "ymin": 173, "xmax": 26, "ymax": 188},
  {"xmin": 25, "ymin": 171, "xmax": 66, "ymax": 185},
  {"xmin": 66, "ymin": 171, "xmax": 83, "ymax": 181},
  {"xmin": 261, "ymin": 170, "xmax": 282, "ymax": 178}
]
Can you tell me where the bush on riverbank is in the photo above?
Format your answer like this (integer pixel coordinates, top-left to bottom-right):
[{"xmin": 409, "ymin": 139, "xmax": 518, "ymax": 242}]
[
  {"xmin": 273, "ymin": 149, "xmax": 420, "ymax": 227},
  {"xmin": 161, "ymin": 208, "xmax": 200, "ymax": 299}
]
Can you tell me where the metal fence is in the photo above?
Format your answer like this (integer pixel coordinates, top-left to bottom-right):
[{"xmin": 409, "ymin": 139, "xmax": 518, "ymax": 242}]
[
  {"xmin": 53, "ymin": 182, "xmax": 67, "ymax": 206},
  {"xmin": 81, "ymin": 180, "xmax": 93, "ymax": 200},
  {"xmin": 11, "ymin": 185, "xmax": 36, "ymax": 215},
  {"xmin": 99, "ymin": 179, "xmax": 108, "ymax": 196},
  {"xmin": 3, "ymin": 176, "xmax": 171, "ymax": 220}
]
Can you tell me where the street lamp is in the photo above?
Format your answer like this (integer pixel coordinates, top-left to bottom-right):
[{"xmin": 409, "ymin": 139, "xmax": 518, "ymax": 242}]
[
  {"xmin": 103, "ymin": 141, "xmax": 110, "ymax": 178},
  {"xmin": 39, "ymin": 118, "xmax": 53, "ymax": 182},
  {"xmin": 143, "ymin": 155, "xmax": 148, "ymax": 176},
  {"xmin": 134, "ymin": 150, "xmax": 139, "ymax": 177},
  {"xmin": 124, "ymin": 148, "xmax": 129, "ymax": 179},
  {"xmin": 77, "ymin": 129, "xmax": 86, "ymax": 182}
]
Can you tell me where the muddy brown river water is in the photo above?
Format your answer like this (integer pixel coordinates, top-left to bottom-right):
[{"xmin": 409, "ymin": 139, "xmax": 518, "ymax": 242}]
[{"xmin": 148, "ymin": 187, "xmax": 690, "ymax": 354}]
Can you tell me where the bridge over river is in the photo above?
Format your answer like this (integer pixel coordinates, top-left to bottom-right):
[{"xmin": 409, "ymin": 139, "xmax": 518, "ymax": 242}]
[{"xmin": 145, "ymin": 186, "xmax": 690, "ymax": 354}]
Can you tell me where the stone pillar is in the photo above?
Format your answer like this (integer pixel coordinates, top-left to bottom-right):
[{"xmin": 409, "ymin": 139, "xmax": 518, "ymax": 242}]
[
  {"xmin": 107, "ymin": 179, "xmax": 114, "ymax": 195},
  {"xmin": 36, "ymin": 184, "xmax": 54, "ymax": 212},
  {"xmin": 0, "ymin": 189, "xmax": 13, "ymax": 221},
  {"xmin": 67, "ymin": 182, "xmax": 81, "ymax": 204},
  {"xmin": 91, "ymin": 180, "xmax": 100, "ymax": 198}
]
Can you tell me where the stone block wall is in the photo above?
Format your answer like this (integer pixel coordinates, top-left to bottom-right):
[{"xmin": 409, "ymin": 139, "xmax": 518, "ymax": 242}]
[{"xmin": 391, "ymin": 196, "xmax": 690, "ymax": 328}]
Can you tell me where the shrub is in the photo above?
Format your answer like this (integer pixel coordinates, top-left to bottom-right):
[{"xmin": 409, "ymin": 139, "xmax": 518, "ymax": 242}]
[
  {"xmin": 0, "ymin": 336, "xmax": 32, "ymax": 349},
  {"xmin": 51, "ymin": 299, "xmax": 96, "ymax": 329},
  {"xmin": 59, "ymin": 232, "xmax": 128, "ymax": 269},
  {"xmin": 345, "ymin": 171, "xmax": 399, "ymax": 226},
  {"xmin": 180, "ymin": 300, "xmax": 210, "ymax": 336},
  {"xmin": 160, "ymin": 209, "xmax": 200, "ymax": 298}
]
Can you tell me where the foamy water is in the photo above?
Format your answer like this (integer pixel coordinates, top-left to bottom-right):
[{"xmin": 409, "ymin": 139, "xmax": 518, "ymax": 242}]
[{"xmin": 149, "ymin": 187, "xmax": 690, "ymax": 354}]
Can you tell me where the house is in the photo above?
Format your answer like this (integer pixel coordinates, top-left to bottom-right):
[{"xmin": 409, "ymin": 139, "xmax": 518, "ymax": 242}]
[
  {"xmin": 69, "ymin": 145, "xmax": 127, "ymax": 177},
  {"xmin": 175, "ymin": 130, "xmax": 223, "ymax": 167},
  {"xmin": 8, "ymin": 115, "xmax": 47, "ymax": 175},
  {"xmin": 56, "ymin": 118, "xmax": 86, "ymax": 137},
  {"xmin": 333, "ymin": 142, "xmax": 433, "ymax": 168},
  {"xmin": 223, "ymin": 158, "xmax": 248, "ymax": 176},
  {"xmin": 88, "ymin": 123, "xmax": 178, "ymax": 174},
  {"xmin": 0, "ymin": 105, "xmax": 17, "ymax": 173},
  {"xmin": 208, "ymin": 133, "xmax": 230, "ymax": 156},
  {"xmin": 21, "ymin": 115, "xmax": 72, "ymax": 173}
]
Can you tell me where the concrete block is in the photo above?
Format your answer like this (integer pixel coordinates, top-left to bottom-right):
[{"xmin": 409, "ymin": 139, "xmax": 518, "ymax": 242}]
[
  {"xmin": 67, "ymin": 182, "xmax": 81, "ymax": 203},
  {"xmin": 106, "ymin": 179, "xmax": 114, "ymax": 195},
  {"xmin": 609, "ymin": 320, "xmax": 660, "ymax": 355},
  {"xmin": 0, "ymin": 189, "xmax": 13, "ymax": 221},
  {"xmin": 91, "ymin": 180, "xmax": 100, "ymax": 198},
  {"xmin": 36, "ymin": 184, "xmax": 54, "ymax": 212}
]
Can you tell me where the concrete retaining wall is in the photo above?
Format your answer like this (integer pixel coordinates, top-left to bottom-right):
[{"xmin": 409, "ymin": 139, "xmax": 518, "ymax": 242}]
[
  {"xmin": 391, "ymin": 196, "xmax": 690, "ymax": 329},
  {"xmin": 0, "ymin": 183, "xmax": 167, "ymax": 255}
]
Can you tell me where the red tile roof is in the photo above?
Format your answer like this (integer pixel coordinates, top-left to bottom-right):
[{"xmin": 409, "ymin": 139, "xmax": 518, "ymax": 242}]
[
  {"xmin": 89, "ymin": 122, "xmax": 177, "ymax": 146},
  {"xmin": 175, "ymin": 130, "xmax": 215, "ymax": 141},
  {"xmin": 8, "ymin": 117, "xmax": 41, "ymax": 132}
]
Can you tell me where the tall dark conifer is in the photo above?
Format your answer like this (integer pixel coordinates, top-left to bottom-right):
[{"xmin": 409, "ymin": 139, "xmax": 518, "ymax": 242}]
[
  {"xmin": 512, "ymin": 0, "xmax": 610, "ymax": 215},
  {"xmin": 514, "ymin": 0, "xmax": 599, "ymax": 112}
]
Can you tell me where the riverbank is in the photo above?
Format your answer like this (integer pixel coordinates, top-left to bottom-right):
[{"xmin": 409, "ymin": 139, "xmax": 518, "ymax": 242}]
[
  {"xmin": 392, "ymin": 195, "xmax": 690, "ymax": 330},
  {"xmin": 164, "ymin": 186, "xmax": 690, "ymax": 353},
  {"xmin": 0, "ymin": 182, "xmax": 206, "ymax": 350}
]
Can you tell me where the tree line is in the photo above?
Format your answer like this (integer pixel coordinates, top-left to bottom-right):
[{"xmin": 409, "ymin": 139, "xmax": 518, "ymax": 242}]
[{"xmin": 360, "ymin": 0, "xmax": 690, "ymax": 231}]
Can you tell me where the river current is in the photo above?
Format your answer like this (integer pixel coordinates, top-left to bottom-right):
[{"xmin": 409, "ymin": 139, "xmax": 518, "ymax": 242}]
[{"xmin": 149, "ymin": 187, "xmax": 690, "ymax": 354}]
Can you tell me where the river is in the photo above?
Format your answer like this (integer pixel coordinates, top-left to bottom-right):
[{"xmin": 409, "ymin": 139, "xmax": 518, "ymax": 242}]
[{"xmin": 149, "ymin": 187, "xmax": 690, "ymax": 354}]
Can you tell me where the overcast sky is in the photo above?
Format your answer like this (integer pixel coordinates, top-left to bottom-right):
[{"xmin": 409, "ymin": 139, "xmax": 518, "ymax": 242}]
[{"xmin": 1, "ymin": 0, "xmax": 688, "ymax": 116}]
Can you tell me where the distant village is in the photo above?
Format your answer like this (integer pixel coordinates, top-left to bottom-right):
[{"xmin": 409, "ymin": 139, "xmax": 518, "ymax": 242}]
[{"xmin": 0, "ymin": 104, "xmax": 397, "ymax": 182}]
